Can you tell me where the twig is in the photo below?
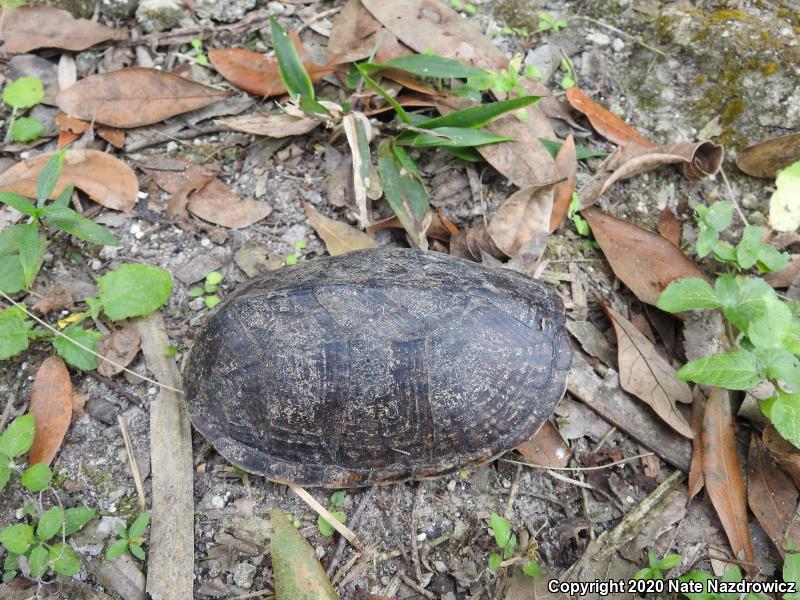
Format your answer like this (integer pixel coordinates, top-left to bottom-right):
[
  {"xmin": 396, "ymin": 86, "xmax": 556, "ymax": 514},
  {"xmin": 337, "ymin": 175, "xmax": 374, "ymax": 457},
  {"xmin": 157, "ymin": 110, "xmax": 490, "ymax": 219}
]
[
  {"xmin": 575, "ymin": 16, "xmax": 669, "ymax": 58},
  {"xmin": 499, "ymin": 451, "xmax": 655, "ymax": 472},
  {"xmin": 289, "ymin": 484, "xmax": 360, "ymax": 548},
  {"xmin": 719, "ymin": 166, "xmax": 750, "ymax": 226},
  {"xmin": 398, "ymin": 572, "xmax": 436, "ymax": 600},
  {"xmin": 545, "ymin": 469, "xmax": 594, "ymax": 490},
  {"xmin": 117, "ymin": 415, "xmax": 147, "ymax": 509},
  {"xmin": 327, "ymin": 489, "xmax": 372, "ymax": 577},
  {"xmin": 410, "ymin": 482, "xmax": 425, "ymax": 582},
  {"xmin": 297, "ymin": 6, "xmax": 341, "ymax": 34},
  {"xmin": 87, "ymin": 371, "xmax": 145, "ymax": 407}
]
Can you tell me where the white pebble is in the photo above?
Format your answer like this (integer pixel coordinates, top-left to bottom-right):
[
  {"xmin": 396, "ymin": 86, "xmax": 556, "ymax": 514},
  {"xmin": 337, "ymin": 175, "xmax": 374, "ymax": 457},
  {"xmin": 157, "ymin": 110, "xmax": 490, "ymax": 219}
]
[
  {"xmin": 90, "ymin": 259, "xmax": 102, "ymax": 271},
  {"xmin": 211, "ymin": 495, "xmax": 225, "ymax": 509},
  {"xmin": 200, "ymin": 237, "xmax": 211, "ymax": 248},
  {"xmin": 612, "ymin": 38, "xmax": 625, "ymax": 52},
  {"xmin": 148, "ymin": 386, "xmax": 157, "ymax": 396}
]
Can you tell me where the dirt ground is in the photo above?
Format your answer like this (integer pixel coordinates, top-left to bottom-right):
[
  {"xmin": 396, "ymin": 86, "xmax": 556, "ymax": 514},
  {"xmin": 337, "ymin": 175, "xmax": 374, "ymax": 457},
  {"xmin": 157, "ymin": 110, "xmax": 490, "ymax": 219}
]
[{"xmin": 0, "ymin": 0, "xmax": 798, "ymax": 599}]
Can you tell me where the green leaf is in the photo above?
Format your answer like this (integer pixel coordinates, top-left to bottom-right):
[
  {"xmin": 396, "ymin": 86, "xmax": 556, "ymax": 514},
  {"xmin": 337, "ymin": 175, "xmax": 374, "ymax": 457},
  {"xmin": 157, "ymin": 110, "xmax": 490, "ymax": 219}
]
[
  {"xmin": 98, "ymin": 264, "xmax": 173, "ymax": 320},
  {"xmin": 783, "ymin": 553, "xmax": 800, "ymax": 600},
  {"xmin": 677, "ymin": 349, "xmax": 760, "ymax": 390},
  {"xmin": 696, "ymin": 227, "xmax": 719, "ymax": 258},
  {"xmin": 0, "ymin": 191, "xmax": 37, "ymax": 216},
  {"xmin": 415, "ymin": 96, "xmax": 538, "ymax": 130},
  {"xmin": 704, "ymin": 201, "xmax": 733, "ymax": 232},
  {"xmin": 680, "ymin": 571, "xmax": 716, "ymax": 600},
  {"xmin": 490, "ymin": 512, "xmax": 511, "ymax": 547},
  {"xmin": 446, "ymin": 146, "xmax": 484, "ymax": 162},
  {"xmin": 0, "ymin": 524, "xmax": 34, "ymax": 554},
  {"xmin": 63, "ymin": 507, "xmax": 95, "ymax": 536},
  {"xmin": 53, "ymin": 325, "xmax": 102, "ymax": 371},
  {"xmin": 716, "ymin": 275, "xmax": 776, "ymax": 331},
  {"xmin": 0, "ymin": 463, "xmax": 10, "ymax": 492},
  {"xmin": 40, "ymin": 205, "xmax": 119, "ymax": 246},
  {"xmin": 36, "ymin": 149, "xmax": 67, "ymax": 208},
  {"xmin": 16, "ymin": 222, "xmax": 46, "ymax": 288},
  {"xmin": 114, "ymin": 521, "xmax": 128, "ymax": 539},
  {"xmin": 37, "ymin": 507, "xmax": 64, "ymax": 542},
  {"xmin": 317, "ymin": 511, "xmax": 346, "ymax": 537},
  {"xmin": 657, "ymin": 553, "xmax": 682, "ymax": 570},
  {"xmin": 377, "ymin": 54, "xmax": 487, "ymax": 79},
  {"xmin": 10, "ymin": 116, "xmax": 43, "ymax": 143},
  {"xmin": 770, "ymin": 391, "xmax": 800, "ymax": 450},
  {"xmin": 204, "ymin": 295, "xmax": 221, "ymax": 309},
  {"xmin": 271, "ymin": 509, "xmax": 338, "ymax": 600},
  {"xmin": 488, "ymin": 552, "xmax": 502, "ymax": 571},
  {"xmin": 0, "ymin": 255, "xmax": 26, "ymax": 294},
  {"xmin": 128, "ymin": 512, "xmax": 150, "ymax": 539},
  {"xmin": 49, "ymin": 543, "xmax": 81, "ymax": 576},
  {"xmin": 105, "ymin": 538, "xmax": 129, "ymax": 560},
  {"xmin": 0, "ymin": 413, "xmax": 36, "ymax": 457},
  {"xmin": 21, "ymin": 462, "xmax": 52, "ymax": 492},
  {"xmin": 0, "ymin": 305, "xmax": 33, "ymax": 361},
  {"xmin": 522, "ymin": 560, "xmax": 543, "ymax": 577},
  {"xmin": 28, "ymin": 544, "xmax": 48, "ymax": 580},
  {"xmin": 376, "ymin": 140, "xmax": 430, "ymax": 249},
  {"xmin": 656, "ymin": 278, "xmax": 720, "ymax": 312},
  {"xmin": 756, "ymin": 348, "xmax": 800, "ymax": 390},
  {"xmin": 3, "ymin": 552, "xmax": 19, "ymax": 574},
  {"xmin": 129, "ymin": 542, "xmax": 146, "ymax": 560},
  {"xmin": 503, "ymin": 533, "xmax": 517, "ymax": 559},
  {"xmin": 53, "ymin": 183, "xmax": 74, "ymax": 208},
  {"xmin": 713, "ymin": 240, "xmax": 738, "ymax": 263},
  {"xmin": 736, "ymin": 226, "xmax": 767, "ymax": 269},
  {"xmin": 403, "ymin": 126, "xmax": 512, "ymax": 148},
  {"xmin": 634, "ymin": 567, "xmax": 654, "ymax": 580},
  {"xmin": 3, "ymin": 77, "xmax": 44, "ymax": 110},
  {"xmin": 354, "ymin": 63, "xmax": 410, "ymax": 124},
  {"xmin": 269, "ymin": 16, "xmax": 314, "ymax": 99},
  {"xmin": 770, "ymin": 160, "xmax": 800, "ymax": 234},
  {"xmin": 539, "ymin": 137, "xmax": 607, "ymax": 160},
  {"xmin": 747, "ymin": 296, "xmax": 793, "ymax": 349},
  {"xmin": 329, "ymin": 490, "xmax": 346, "ymax": 507}
]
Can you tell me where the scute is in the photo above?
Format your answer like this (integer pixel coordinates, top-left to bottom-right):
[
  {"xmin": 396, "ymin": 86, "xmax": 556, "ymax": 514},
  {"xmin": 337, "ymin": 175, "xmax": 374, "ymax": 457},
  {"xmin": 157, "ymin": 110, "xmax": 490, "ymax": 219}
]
[{"xmin": 184, "ymin": 248, "xmax": 572, "ymax": 487}]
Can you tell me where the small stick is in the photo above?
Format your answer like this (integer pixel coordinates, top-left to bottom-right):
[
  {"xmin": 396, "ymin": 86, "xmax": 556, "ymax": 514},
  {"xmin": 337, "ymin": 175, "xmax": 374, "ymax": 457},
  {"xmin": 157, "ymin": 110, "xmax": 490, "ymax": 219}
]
[
  {"xmin": 327, "ymin": 489, "xmax": 372, "ymax": 577},
  {"xmin": 117, "ymin": 415, "xmax": 147, "ymax": 509},
  {"xmin": 398, "ymin": 572, "xmax": 435, "ymax": 600},
  {"xmin": 289, "ymin": 484, "xmax": 360, "ymax": 548},
  {"xmin": 410, "ymin": 482, "xmax": 425, "ymax": 582},
  {"xmin": 719, "ymin": 166, "xmax": 750, "ymax": 226},
  {"xmin": 88, "ymin": 371, "xmax": 145, "ymax": 407},
  {"xmin": 297, "ymin": 6, "xmax": 341, "ymax": 34},
  {"xmin": 500, "ymin": 451, "xmax": 655, "ymax": 472}
]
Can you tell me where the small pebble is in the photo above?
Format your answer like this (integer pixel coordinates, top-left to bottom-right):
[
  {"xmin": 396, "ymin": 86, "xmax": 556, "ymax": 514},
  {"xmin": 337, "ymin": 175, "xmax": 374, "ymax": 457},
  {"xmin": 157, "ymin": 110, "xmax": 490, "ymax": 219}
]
[
  {"xmin": 90, "ymin": 259, "xmax": 102, "ymax": 271},
  {"xmin": 211, "ymin": 495, "xmax": 225, "ymax": 509},
  {"xmin": 612, "ymin": 37, "xmax": 625, "ymax": 52},
  {"xmin": 315, "ymin": 546, "xmax": 326, "ymax": 559},
  {"xmin": 416, "ymin": 532, "xmax": 427, "ymax": 542},
  {"xmin": 200, "ymin": 237, "xmax": 212, "ymax": 248},
  {"xmin": 447, "ymin": 480, "xmax": 456, "ymax": 492},
  {"xmin": 148, "ymin": 386, "xmax": 157, "ymax": 396}
]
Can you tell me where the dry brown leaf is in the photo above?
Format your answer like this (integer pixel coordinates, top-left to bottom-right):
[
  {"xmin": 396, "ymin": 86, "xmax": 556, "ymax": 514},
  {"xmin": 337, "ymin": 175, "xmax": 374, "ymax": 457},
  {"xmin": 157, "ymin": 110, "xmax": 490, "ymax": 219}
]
[
  {"xmin": 565, "ymin": 87, "xmax": 655, "ymax": 148},
  {"xmin": 137, "ymin": 158, "xmax": 219, "ymax": 195},
  {"xmin": 304, "ymin": 202, "xmax": 378, "ymax": 255},
  {"xmin": 368, "ymin": 209, "xmax": 458, "ymax": 242},
  {"xmin": 765, "ymin": 259, "xmax": 800, "ymax": 289},
  {"xmin": 209, "ymin": 47, "xmax": 335, "ymax": 98},
  {"xmin": 56, "ymin": 67, "xmax": 230, "ymax": 128},
  {"xmin": 748, "ymin": 432, "xmax": 799, "ymax": 556},
  {"xmin": 96, "ymin": 125, "xmax": 125, "ymax": 149},
  {"xmin": 28, "ymin": 356, "xmax": 73, "ymax": 466},
  {"xmin": 217, "ymin": 113, "xmax": 320, "ymax": 137},
  {"xmin": 187, "ymin": 178, "xmax": 272, "ymax": 229},
  {"xmin": 658, "ymin": 207, "xmax": 681, "ymax": 247},
  {"xmin": 687, "ymin": 388, "xmax": 706, "ymax": 504},
  {"xmin": 326, "ymin": 0, "xmax": 410, "ymax": 64},
  {"xmin": 605, "ymin": 306, "xmax": 694, "ymax": 439},
  {"xmin": 97, "ymin": 326, "xmax": 141, "ymax": 377},
  {"xmin": 487, "ymin": 181, "xmax": 559, "ymax": 257},
  {"xmin": 549, "ymin": 135, "xmax": 577, "ymax": 232},
  {"xmin": 32, "ymin": 286, "xmax": 73, "ymax": 314},
  {"xmin": 0, "ymin": 149, "xmax": 138, "ymax": 211},
  {"xmin": 582, "ymin": 207, "xmax": 706, "ymax": 306},
  {"xmin": 763, "ymin": 425, "xmax": 800, "ymax": 489},
  {"xmin": 702, "ymin": 388, "xmax": 754, "ymax": 566},
  {"xmin": 736, "ymin": 132, "xmax": 800, "ymax": 178},
  {"xmin": 516, "ymin": 420, "xmax": 571, "ymax": 468},
  {"xmin": 166, "ymin": 171, "xmax": 212, "ymax": 230},
  {"xmin": 55, "ymin": 113, "xmax": 90, "ymax": 135},
  {"xmin": 0, "ymin": 6, "xmax": 125, "ymax": 54}
]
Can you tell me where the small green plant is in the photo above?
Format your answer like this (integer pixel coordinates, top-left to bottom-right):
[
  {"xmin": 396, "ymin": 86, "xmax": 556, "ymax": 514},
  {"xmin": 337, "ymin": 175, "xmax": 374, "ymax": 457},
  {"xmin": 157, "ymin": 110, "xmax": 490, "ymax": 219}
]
[
  {"xmin": 106, "ymin": 511, "xmax": 150, "ymax": 561},
  {"xmin": 537, "ymin": 12, "xmax": 568, "ymax": 32},
  {"xmin": 450, "ymin": 0, "xmax": 476, "ymax": 15},
  {"xmin": 568, "ymin": 192, "xmax": 590, "ymax": 236},
  {"xmin": 317, "ymin": 491, "xmax": 347, "ymax": 537},
  {"xmin": 680, "ymin": 563, "xmax": 772, "ymax": 600},
  {"xmin": 487, "ymin": 513, "xmax": 541, "ymax": 577},
  {"xmin": 284, "ymin": 240, "xmax": 306, "ymax": 267},
  {"xmin": 634, "ymin": 549, "xmax": 682, "ymax": 580},
  {"xmin": 2, "ymin": 76, "xmax": 45, "ymax": 143},
  {"xmin": 190, "ymin": 38, "xmax": 209, "ymax": 66},
  {"xmin": 657, "ymin": 201, "xmax": 797, "ymax": 448},
  {"xmin": 188, "ymin": 271, "xmax": 223, "ymax": 309},
  {"xmin": 559, "ymin": 56, "xmax": 576, "ymax": 90},
  {"xmin": 0, "ymin": 414, "xmax": 95, "ymax": 582}
]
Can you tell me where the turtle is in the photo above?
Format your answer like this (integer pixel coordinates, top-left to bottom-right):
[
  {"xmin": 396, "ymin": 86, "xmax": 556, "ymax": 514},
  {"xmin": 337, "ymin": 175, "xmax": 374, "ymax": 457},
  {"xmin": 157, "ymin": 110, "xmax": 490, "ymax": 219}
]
[{"xmin": 183, "ymin": 248, "xmax": 572, "ymax": 487}]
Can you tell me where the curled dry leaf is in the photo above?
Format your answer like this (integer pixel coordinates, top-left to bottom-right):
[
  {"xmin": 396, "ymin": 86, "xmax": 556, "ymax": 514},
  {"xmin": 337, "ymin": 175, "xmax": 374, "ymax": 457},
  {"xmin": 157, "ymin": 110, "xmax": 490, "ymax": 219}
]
[
  {"xmin": 488, "ymin": 181, "xmax": 559, "ymax": 257},
  {"xmin": 187, "ymin": 178, "xmax": 272, "ymax": 229},
  {"xmin": 29, "ymin": 356, "xmax": 73, "ymax": 466},
  {"xmin": 0, "ymin": 149, "xmax": 138, "ymax": 211},
  {"xmin": 217, "ymin": 113, "xmax": 320, "ymax": 137},
  {"xmin": 657, "ymin": 207, "xmax": 681, "ymax": 247},
  {"xmin": 702, "ymin": 388, "xmax": 754, "ymax": 566},
  {"xmin": 582, "ymin": 207, "xmax": 706, "ymax": 306},
  {"xmin": 97, "ymin": 326, "xmax": 141, "ymax": 377},
  {"xmin": 604, "ymin": 306, "xmax": 694, "ymax": 439},
  {"xmin": 516, "ymin": 420, "xmax": 571, "ymax": 468},
  {"xmin": 748, "ymin": 432, "xmax": 799, "ymax": 556},
  {"xmin": 565, "ymin": 87, "xmax": 655, "ymax": 148},
  {"xmin": 736, "ymin": 132, "xmax": 800, "ymax": 178},
  {"xmin": 304, "ymin": 202, "xmax": 378, "ymax": 255},
  {"xmin": 56, "ymin": 67, "xmax": 230, "ymax": 128},
  {"xmin": 326, "ymin": 0, "xmax": 409, "ymax": 64},
  {"xmin": 763, "ymin": 425, "xmax": 800, "ymax": 489},
  {"xmin": 549, "ymin": 135, "xmax": 577, "ymax": 232},
  {"xmin": 0, "ymin": 6, "xmax": 125, "ymax": 54},
  {"xmin": 686, "ymin": 388, "xmax": 706, "ymax": 504},
  {"xmin": 368, "ymin": 209, "xmax": 458, "ymax": 242}
]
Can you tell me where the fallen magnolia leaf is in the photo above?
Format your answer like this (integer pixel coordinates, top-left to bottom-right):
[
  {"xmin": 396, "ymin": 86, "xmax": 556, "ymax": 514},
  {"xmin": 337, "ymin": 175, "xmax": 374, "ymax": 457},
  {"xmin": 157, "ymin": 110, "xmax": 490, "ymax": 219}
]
[
  {"xmin": 326, "ymin": 0, "xmax": 409, "ymax": 64},
  {"xmin": 487, "ymin": 181, "xmax": 559, "ymax": 257},
  {"xmin": 516, "ymin": 420, "xmax": 571, "ymax": 468},
  {"xmin": 736, "ymin": 132, "xmax": 800, "ymax": 178},
  {"xmin": 687, "ymin": 388, "xmax": 705, "ymax": 504},
  {"xmin": 56, "ymin": 67, "xmax": 230, "ymax": 128},
  {"xmin": 658, "ymin": 207, "xmax": 681, "ymax": 247},
  {"xmin": 605, "ymin": 306, "xmax": 694, "ymax": 439},
  {"xmin": 565, "ymin": 87, "xmax": 655, "ymax": 148},
  {"xmin": 582, "ymin": 207, "xmax": 705, "ymax": 306},
  {"xmin": 748, "ymin": 432, "xmax": 799, "ymax": 557},
  {"xmin": 29, "ymin": 356, "xmax": 73, "ymax": 466},
  {"xmin": 217, "ymin": 113, "xmax": 320, "ymax": 137},
  {"xmin": 549, "ymin": 134, "xmax": 577, "ymax": 232},
  {"xmin": 702, "ymin": 388, "xmax": 754, "ymax": 567},
  {"xmin": 769, "ymin": 160, "xmax": 800, "ymax": 232},
  {"xmin": 97, "ymin": 326, "xmax": 141, "ymax": 377},
  {"xmin": 0, "ymin": 149, "xmax": 138, "ymax": 211},
  {"xmin": 97, "ymin": 125, "xmax": 125, "ymax": 149},
  {"xmin": 271, "ymin": 508, "xmax": 339, "ymax": 600},
  {"xmin": 304, "ymin": 202, "xmax": 378, "ymax": 256},
  {"xmin": 187, "ymin": 178, "xmax": 272, "ymax": 229},
  {"xmin": 137, "ymin": 157, "xmax": 219, "ymax": 195},
  {"xmin": 0, "ymin": 6, "xmax": 125, "ymax": 54}
]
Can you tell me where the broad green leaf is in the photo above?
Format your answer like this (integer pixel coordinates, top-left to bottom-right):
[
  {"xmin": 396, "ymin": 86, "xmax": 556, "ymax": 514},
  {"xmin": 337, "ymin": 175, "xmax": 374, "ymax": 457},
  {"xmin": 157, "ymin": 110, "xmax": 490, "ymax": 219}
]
[
  {"xmin": 376, "ymin": 54, "xmax": 487, "ymax": 79},
  {"xmin": 522, "ymin": 560, "xmax": 543, "ymax": 577},
  {"xmin": 0, "ymin": 524, "xmax": 34, "ymax": 554},
  {"xmin": 53, "ymin": 183, "xmax": 74, "ymax": 208},
  {"xmin": 105, "ymin": 538, "xmax": 129, "ymax": 560},
  {"xmin": 704, "ymin": 201, "xmax": 733, "ymax": 232},
  {"xmin": 783, "ymin": 553, "xmax": 800, "ymax": 600},
  {"xmin": 677, "ymin": 349, "xmax": 760, "ymax": 390},
  {"xmin": 0, "ymin": 463, "xmax": 10, "ymax": 491},
  {"xmin": 488, "ymin": 552, "xmax": 502, "ymax": 571},
  {"xmin": 503, "ymin": 533, "xmax": 517, "ymax": 559},
  {"xmin": 271, "ymin": 508, "xmax": 339, "ymax": 600},
  {"xmin": 415, "ymin": 96, "xmax": 538, "ymax": 130},
  {"xmin": 2, "ymin": 77, "xmax": 44, "ymax": 110},
  {"xmin": 37, "ymin": 507, "xmax": 64, "ymax": 542},
  {"xmin": 0, "ymin": 305, "xmax": 32, "ymax": 360},
  {"xmin": 539, "ymin": 137, "xmax": 607, "ymax": 160},
  {"xmin": 403, "ymin": 126, "xmax": 512, "ymax": 148},
  {"xmin": 736, "ymin": 226, "xmax": 768, "ymax": 269},
  {"xmin": 747, "ymin": 296, "xmax": 793, "ymax": 349},
  {"xmin": 41, "ymin": 205, "xmax": 119, "ymax": 246},
  {"xmin": 716, "ymin": 275, "xmax": 776, "ymax": 331},
  {"xmin": 21, "ymin": 462, "xmax": 52, "ymax": 492},
  {"xmin": 657, "ymin": 554, "xmax": 682, "ymax": 570},
  {"xmin": 695, "ymin": 227, "xmax": 719, "ymax": 258},
  {"xmin": 713, "ymin": 240, "xmax": 738, "ymax": 263},
  {"xmin": 10, "ymin": 116, "xmax": 44, "ymax": 143},
  {"xmin": 376, "ymin": 140, "xmax": 430, "ymax": 249},
  {"xmin": 490, "ymin": 512, "xmax": 511, "ymax": 547},
  {"xmin": 657, "ymin": 278, "xmax": 720, "ymax": 312},
  {"xmin": 115, "ymin": 522, "xmax": 128, "ymax": 539},
  {"xmin": 757, "ymin": 244, "xmax": 789, "ymax": 272},
  {"xmin": 98, "ymin": 264, "xmax": 173, "ymax": 320},
  {"xmin": 16, "ymin": 222, "xmax": 46, "ymax": 287},
  {"xmin": 329, "ymin": 491, "xmax": 346, "ymax": 507},
  {"xmin": 0, "ymin": 192, "xmax": 36, "ymax": 216},
  {"xmin": 64, "ymin": 507, "xmax": 95, "ymax": 536},
  {"xmin": 755, "ymin": 348, "xmax": 800, "ymax": 390},
  {"xmin": 679, "ymin": 571, "xmax": 717, "ymax": 600},
  {"xmin": 634, "ymin": 567, "xmax": 655, "ymax": 580},
  {"xmin": 0, "ymin": 413, "xmax": 35, "ymax": 457},
  {"xmin": 53, "ymin": 325, "xmax": 102, "ymax": 371},
  {"xmin": 49, "ymin": 543, "xmax": 81, "ymax": 576},
  {"xmin": 128, "ymin": 543, "xmax": 145, "ymax": 560},
  {"xmin": 269, "ymin": 16, "xmax": 314, "ymax": 99},
  {"xmin": 446, "ymin": 146, "xmax": 483, "ymax": 162},
  {"xmin": 317, "ymin": 510, "xmax": 346, "ymax": 537},
  {"xmin": 3, "ymin": 552, "xmax": 19, "ymax": 574},
  {"xmin": 36, "ymin": 149, "xmax": 67, "ymax": 208},
  {"xmin": 28, "ymin": 544, "xmax": 48, "ymax": 579},
  {"xmin": 354, "ymin": 63, "xmax": 410, "ymax": 124},
  {"xmin": 128, "ymin": 511, "xmax": 150, "ymax": 539},
  {"xmin": 771, "ymin": 391, "xmax": 800, "ymax": 450},
  {"xmin": 770, "ymin": 160, "xmax": 800, "ymax": 233},
  {"xmin": 0, "ymin": 254, "xmax": 25, "ymax": 294}
]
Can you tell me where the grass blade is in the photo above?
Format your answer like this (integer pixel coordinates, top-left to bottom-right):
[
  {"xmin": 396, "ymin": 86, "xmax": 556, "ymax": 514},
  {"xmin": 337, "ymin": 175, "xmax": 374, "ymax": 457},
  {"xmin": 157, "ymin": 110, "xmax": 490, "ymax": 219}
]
[
  {"xmin": 354, "ymin": 63, "xmax": 410, "ymax": 124},
  {"xmin": 269, "ymin": 16, "xmax": 314, "ymax": 99},
  {"xmin": 416, "ymin": 96, "xmax": 539, "ymax": 129},
  {"xmin": 376, "ymin": 140, "xmax": 430, "ymax": 249}
]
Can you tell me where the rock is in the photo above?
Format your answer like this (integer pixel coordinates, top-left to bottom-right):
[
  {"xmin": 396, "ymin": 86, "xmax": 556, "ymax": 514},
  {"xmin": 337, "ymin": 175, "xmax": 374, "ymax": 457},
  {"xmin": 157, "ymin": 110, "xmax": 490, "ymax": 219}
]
[
  {"xmin": 194, "ymin": 0, "xmax": 256, "ymax": 23},
  {"xmin": 524, "ymin": 44, "xmax": 558, "ymax": 84},
  {"xmin": 136, "ymin": 0, "xmax": 182, "ymax": 32},
  {"xmin": 586, "ymin": 31, "xmax": 611, "ymax": 47},
  {"xmin": 174, "ymin": 252, "xmax": 224, "ymax": 284},
  {"xmin": 101, "ymin": 0, "xmax": 139, "ymax": 18},
  {"xmin": 233, "ymin": 562, "xmax": 257, "ymax": 589},
  {"xmin": 612, "ymin": 37, "xmax": 625, "ymax": 52},
  {"xmin": 87, "ymin": 397, "xmax": 118, "ymax": 425}
]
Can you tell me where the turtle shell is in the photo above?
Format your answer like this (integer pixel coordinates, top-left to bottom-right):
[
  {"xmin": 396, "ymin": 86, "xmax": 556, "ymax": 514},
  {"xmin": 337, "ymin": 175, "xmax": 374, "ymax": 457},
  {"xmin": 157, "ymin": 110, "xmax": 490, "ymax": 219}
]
[{"xmin": 184, "ymin": 248, "xmax": 571, "ymax": 487}]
